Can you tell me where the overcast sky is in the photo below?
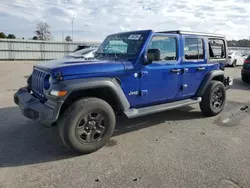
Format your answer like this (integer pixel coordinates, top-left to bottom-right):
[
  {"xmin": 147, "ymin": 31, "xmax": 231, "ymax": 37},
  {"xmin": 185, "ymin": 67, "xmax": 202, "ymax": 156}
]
[{"xmin": 0, "ymin": 0, "xmax": 249, "ymax": 42}]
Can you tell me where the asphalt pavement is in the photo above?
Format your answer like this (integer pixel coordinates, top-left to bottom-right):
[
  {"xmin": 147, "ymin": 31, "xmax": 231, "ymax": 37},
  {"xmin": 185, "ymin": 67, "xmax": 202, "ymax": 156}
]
[{"xmin": 0, "ymin": 62, "xmax": 250, "ymax": 188}]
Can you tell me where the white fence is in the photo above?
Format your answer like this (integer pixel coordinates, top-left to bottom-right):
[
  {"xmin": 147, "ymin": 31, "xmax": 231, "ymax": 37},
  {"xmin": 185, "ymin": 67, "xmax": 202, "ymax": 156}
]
[
  {"xmin": 0, "ymin": 39, "xmax": 101, "ymax": 60},
  {"xmin": 228, "ymin": 47, "xmax": 250, "ymax": 55},
  {"xmin": 1, "ymin": 39, "xmax": 250, "ymax": 60}
]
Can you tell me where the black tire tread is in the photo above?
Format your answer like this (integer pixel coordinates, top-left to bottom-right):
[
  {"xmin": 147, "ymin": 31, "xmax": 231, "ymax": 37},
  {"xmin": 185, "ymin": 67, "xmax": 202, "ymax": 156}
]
[
  {"xmin": 58, "ymin": 97, "xmax": 115, "ymax": 154},
  {"xmin": 200, "ymin": 81, "xmax": 226, "ymax": 117},
  {"xmin": 232, "ymin": 59, "xmax": 237, "ymax": 67},
  {"xmin": 242, "ymin": 75, "xmax": 250, "ymax": 83}
]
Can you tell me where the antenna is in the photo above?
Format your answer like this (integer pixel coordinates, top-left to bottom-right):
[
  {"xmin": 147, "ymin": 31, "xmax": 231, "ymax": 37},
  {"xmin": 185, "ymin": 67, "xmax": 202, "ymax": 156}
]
[{"xmin": 70, "ymin": 15, "xmax": 75, "ymax": 42}]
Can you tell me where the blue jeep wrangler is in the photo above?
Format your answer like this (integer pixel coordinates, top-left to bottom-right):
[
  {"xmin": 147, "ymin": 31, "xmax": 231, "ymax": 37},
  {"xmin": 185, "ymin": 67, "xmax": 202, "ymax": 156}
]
[{"xmin": 14, "ymin": 30, "xmax": 233, "ymax": 154}]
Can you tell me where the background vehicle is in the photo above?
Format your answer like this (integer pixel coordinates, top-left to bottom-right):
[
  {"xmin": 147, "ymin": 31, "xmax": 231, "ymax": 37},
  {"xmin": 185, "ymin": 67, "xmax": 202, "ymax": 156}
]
[
  {"xmin": 227, "ymin": 50, "xmax": 245, "ymax": 67},
  {"xmin": 242, "ymin": 55, "xmax": 250, "ymax": 83},
  {"xmin": 243, "ymin": 54, "xmax": 249, "ymax": 59},
  {"xmin": 73, "ymin": 45, "xmax": 96, "ymax": 52},
  {"xmin": 14, "ymin": 30, "xmax": 232, "ymax": 154},
  {"xmin": 63, "ymin": 47, "xmax": 97, "ymax": 59}
]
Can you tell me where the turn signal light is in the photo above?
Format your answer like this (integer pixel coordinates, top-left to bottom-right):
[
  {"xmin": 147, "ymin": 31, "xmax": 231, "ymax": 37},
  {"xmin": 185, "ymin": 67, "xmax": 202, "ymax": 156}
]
[{"xmin": 50, "ymin": 90, "xmax": 67, "ymax": 97}]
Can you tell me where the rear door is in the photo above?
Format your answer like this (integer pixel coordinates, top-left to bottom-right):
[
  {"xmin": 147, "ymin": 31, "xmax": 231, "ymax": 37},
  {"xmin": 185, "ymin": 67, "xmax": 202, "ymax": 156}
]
[{"xmin": 180, "ymin": 36, "xmax": 208, "ymax": 97}]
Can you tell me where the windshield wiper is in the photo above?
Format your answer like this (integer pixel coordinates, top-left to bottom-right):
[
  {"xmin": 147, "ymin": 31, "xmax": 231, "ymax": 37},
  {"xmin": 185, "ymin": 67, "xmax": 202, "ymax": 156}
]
[{"xmin": 95, "ymin": 52, "xmax": 135, "ymax": 61}]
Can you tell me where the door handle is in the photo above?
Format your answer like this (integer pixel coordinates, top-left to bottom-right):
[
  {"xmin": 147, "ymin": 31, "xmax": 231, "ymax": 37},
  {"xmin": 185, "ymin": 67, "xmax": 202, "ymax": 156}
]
[
  {"xmin": 197, "ymin": 67, "xmax": 206, "ymax": 71},
  {"xmin": 170, "ymin": 69, "xmax": 181, "ymax": 73}
]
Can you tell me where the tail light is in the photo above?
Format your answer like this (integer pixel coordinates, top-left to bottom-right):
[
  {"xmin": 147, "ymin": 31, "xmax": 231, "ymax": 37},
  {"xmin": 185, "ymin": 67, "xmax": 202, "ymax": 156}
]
[{"xmin": 244, "ymin": 59, "xmax": 250, "ymax": 64}]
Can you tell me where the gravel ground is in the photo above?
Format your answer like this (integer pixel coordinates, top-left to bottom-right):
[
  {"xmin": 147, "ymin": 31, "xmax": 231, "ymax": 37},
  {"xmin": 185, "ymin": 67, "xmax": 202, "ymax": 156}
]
[{"xmin": 0, "ymin": 62, "xmax": 250, "ymax": 188}]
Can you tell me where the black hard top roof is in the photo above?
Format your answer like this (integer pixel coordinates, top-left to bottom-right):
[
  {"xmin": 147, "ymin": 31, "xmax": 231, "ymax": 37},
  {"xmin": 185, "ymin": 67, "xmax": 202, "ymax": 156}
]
[{"xmin": 156, "ymin": 30, "xmax": 225, "ymax": 38}]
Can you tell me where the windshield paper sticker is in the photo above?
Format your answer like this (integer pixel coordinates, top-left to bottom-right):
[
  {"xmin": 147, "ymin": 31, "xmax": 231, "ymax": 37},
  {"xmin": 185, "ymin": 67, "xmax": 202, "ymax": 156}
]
[{"xmin": 128, "ymin": 34, "xmax": 141, "ymax": 40}]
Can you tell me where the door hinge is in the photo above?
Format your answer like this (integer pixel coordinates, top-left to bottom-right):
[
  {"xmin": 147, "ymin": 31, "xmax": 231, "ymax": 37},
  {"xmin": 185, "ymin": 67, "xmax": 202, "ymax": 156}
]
[{"xmin": 181, "ymin": 84, "xmax": 188, "ymax": 90}]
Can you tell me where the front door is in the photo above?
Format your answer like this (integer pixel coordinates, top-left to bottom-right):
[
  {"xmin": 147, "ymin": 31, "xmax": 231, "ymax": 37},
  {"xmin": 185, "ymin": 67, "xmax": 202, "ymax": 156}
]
[
  {"xmin": 139, "ymin": 34, "xmax": 182, "ymax": 107},
  {"xmin": 180, "ymin": 37, "xmax": 208, "ymax": 97}
]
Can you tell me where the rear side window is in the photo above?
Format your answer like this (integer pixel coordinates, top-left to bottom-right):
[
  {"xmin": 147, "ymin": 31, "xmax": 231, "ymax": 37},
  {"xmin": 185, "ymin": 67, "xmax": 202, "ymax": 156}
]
[
  {"xmin": 184, "ymin": 38, "xmax": 204, "ymax": 60},
  {"xmin": 208, "ymin": 39, "xmax": 226, "ymax": 59},
  {"xmin": 148, "ymin": 36, "xmax": 177, "ymax": 61},
  {"xmin": 247, "ymin": 55, "xmax": 250, "ymax": 60}
]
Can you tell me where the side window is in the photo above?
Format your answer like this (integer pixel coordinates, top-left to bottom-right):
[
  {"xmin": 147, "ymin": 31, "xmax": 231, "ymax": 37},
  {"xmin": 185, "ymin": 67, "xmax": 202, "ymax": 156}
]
[
  {"xmin": 208, "ymin": 39, "xmax": 226, "ymax": 59},
  {"xmin": 148, "ymin": 36, "xmax": 177, "ymax": 61},
  {"xmin": 184, "ymin": 38, "xmax": 204, "ymax": 60}
]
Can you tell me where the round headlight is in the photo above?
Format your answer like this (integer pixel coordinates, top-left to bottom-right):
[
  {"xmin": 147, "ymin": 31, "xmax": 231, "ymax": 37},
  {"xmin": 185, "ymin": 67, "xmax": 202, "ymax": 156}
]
[{"xmin": 44, "ymin": 75, "xmax": 51, "ymax": 90}]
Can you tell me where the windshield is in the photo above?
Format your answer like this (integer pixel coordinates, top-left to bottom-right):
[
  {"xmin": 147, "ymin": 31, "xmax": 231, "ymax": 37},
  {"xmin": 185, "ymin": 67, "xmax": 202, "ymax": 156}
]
[{"xmin": 95, "ymin": 32, "xmax": 148, "ymax": 59}]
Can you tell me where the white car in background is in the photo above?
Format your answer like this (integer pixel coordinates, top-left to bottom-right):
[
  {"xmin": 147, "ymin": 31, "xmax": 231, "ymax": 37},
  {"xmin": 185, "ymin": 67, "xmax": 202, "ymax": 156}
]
[
  {"xmin": 63, "ymin": 47, "xmax": 98, "ymax": 59},
  {"xmin": 242, "ymin": 54, "xmax": 249, "ymax": 59},
  {"xmin": 227, "ymin": 51, "xmax": 245, "ymax": 67}
]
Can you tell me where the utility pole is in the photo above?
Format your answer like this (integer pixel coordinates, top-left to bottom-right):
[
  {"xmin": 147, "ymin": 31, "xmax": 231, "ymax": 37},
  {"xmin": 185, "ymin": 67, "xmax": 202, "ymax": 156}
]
[{"xmin": 70, "ymin": 15, "xmax": 75, "ymax": 42}]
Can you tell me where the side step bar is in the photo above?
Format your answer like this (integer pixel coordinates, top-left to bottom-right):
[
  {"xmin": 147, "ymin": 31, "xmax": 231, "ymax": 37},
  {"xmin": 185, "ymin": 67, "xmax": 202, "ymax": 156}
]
[{"xmin": 124, "ymin": 97, "xmax": 202, "ymax": 119}]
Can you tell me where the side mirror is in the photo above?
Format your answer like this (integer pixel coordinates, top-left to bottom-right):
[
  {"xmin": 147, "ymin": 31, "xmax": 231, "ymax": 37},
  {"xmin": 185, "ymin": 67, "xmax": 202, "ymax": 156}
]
[{"xmin": 144, "ymin": 49, "xmax": 160, "ymax": 65}]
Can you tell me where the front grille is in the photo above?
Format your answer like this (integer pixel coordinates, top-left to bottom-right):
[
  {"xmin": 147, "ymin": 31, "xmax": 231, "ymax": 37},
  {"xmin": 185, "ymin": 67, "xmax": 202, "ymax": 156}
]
[{"xmin": 31, "ymin": 69, "xmax": 47, "ymax": 100}]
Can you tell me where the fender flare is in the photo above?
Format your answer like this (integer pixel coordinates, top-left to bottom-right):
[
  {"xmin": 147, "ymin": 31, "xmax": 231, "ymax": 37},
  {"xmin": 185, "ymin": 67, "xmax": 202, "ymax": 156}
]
[
  {"xmin": 196, "ymin": 70, "xmax": 224, "ymax": 97},
  {"xmin": 59, "ymin": 77, "xmax": 130, "ymax": 111}
]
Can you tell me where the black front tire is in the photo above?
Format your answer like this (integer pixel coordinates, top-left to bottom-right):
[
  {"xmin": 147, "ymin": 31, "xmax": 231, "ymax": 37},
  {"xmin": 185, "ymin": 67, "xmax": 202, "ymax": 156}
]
[
  {"xmin": 232, "ymin": 60, "xmax": 237, "ymax": 67},
  {"xmin": 58, "ymin": 97, "xmax": 116, "ymax": 154},
  {"xmin": 200, "ymin": 81, "xmax": 226, "ymax": 117}
]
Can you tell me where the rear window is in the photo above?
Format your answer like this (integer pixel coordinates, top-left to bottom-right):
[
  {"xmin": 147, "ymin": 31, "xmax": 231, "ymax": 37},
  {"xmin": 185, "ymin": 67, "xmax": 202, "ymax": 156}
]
[{"xmin": 208, "ymin": 39, "xmax": 226, "ymax": 59}]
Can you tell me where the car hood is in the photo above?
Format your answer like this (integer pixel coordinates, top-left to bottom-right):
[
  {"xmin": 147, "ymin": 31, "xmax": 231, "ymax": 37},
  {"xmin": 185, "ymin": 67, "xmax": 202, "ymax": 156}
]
[{"xmin": 35, "ymin": 58, "xmax": 131, "ymax": 77}]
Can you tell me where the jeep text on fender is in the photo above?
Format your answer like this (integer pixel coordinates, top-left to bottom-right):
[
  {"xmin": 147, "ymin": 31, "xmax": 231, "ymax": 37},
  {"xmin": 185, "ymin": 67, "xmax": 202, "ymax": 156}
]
[{"xmin": 14, "ymin": 30, "xmax": 233, "ymax": 154}]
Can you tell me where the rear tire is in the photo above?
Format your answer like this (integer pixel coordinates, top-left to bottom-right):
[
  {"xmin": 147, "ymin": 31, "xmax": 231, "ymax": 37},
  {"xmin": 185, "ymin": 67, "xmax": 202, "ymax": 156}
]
[
  {"xmin": 242, "ymin": 75, "xmax": 250, "ymax": 83},
  {"xmin": 232, "ymin": 59, "xmax": 237, "ymax": 67},
  {"xmin": 200, "ymin": 81, "xmax": 226, "ymax": 117},
  {"xmin": 58, "ymin": 97, "xmax": 116, "ymax": 154}
]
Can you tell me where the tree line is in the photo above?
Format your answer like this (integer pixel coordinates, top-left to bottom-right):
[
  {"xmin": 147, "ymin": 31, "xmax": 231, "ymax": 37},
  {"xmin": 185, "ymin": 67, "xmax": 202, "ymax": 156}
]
[
  {"xmin": 2, "ymin": 22, "xmax": 250, "ymax": 46},
  {"xmin": 227, "ymin": 39, "xmax": 250, "ymax": 47},
  {"xmin": 0, "ymin": 32, "xmax": 16, "ymax": 39},
  {"xmin": 0, "ymin": 22, "xmax": 72, "ymax": 42}
]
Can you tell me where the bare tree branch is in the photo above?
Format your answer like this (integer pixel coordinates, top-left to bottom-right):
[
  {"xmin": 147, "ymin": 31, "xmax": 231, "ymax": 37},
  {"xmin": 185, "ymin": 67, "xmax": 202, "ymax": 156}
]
[{"xmin": 35, "ymin": 22, "xmax": 52, "ymax": 40}]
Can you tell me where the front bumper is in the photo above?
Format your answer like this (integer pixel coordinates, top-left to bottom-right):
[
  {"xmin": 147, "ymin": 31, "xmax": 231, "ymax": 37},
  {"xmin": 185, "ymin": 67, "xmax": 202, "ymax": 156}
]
[{"xmin": 14, "ymin": 87, "xmax": 62, "ymax": 126}]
